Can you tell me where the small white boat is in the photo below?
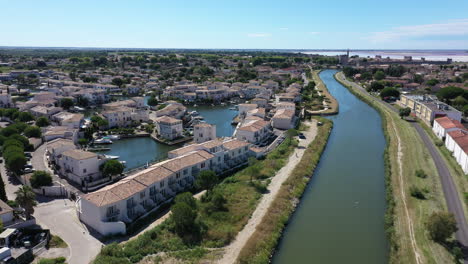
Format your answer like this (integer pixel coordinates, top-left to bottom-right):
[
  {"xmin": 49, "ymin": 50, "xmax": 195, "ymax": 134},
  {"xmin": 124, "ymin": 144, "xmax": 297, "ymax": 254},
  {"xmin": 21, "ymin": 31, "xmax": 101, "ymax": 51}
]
[
  {"xmin": 229, "ymin": 107, "xmax": 236, "ymax": 110},
  {"xmin": 94, "ymin": 138, "xmax": 113, "ymax": 144},
  {"xmin": 108, "ymin": 135, "xmax": 120, "ymax": 140},
  {"xmin": 194, "ymin": 116, "xmax": 204, "ymax": 120},
  {"xmin": 104, "ymin": 155, "xmax": 120, "ymax": 160},
  {"xmin": 190, "ymin": 111, "xmax": 199, "ymax": 116}
]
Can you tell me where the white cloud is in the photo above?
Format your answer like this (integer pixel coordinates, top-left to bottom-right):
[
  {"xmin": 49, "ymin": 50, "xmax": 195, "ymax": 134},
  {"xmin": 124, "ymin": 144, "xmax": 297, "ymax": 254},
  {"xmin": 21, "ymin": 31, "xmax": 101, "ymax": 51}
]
[
  {"xmin": 367, "ymin": 19, "xmax": 468, "ymax": 43},
  {"xmin": 247, "ymin": 33, "xmax": 272, "ymax": 38}
]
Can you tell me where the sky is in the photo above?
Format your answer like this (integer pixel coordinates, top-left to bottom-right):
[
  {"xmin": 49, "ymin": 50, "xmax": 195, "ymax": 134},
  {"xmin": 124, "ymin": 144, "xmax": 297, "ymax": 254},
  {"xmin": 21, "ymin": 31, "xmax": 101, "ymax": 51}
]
[{"xmin": 1, "ymin": 0, "xmax": 468, "ymax": 49}]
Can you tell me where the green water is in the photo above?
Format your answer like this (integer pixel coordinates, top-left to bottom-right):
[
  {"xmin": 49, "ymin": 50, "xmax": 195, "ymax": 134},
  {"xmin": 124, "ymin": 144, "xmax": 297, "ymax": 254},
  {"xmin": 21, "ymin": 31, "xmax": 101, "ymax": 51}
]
[{"xmin": 272, "ymin": 70, "xmax": 389, "ymax": 264}]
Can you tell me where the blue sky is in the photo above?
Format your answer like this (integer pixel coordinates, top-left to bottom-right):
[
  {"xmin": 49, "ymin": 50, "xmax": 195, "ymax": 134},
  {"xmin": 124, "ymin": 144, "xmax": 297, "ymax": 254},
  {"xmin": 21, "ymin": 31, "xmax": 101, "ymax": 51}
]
[{"xmin": 1, "ymin": 0, "xmax": 468, "ymax": 49}]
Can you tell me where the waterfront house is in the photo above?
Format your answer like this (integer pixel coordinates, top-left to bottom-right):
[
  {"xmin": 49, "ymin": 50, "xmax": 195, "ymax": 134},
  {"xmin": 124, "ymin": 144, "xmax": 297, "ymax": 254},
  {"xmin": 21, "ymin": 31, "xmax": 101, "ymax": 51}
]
[
  {"xmin": 271, "ymin": 109, "xmax": 295, "ymax": 130},
  {"xmin": 154, "ymin": 116, "xmax": 183, "ymax": 140},
  {"xmin": 432, "ymin": 116, "xmax": 465, "ymax": 140},
  {"xmin": 194, "ymin": 123, "xmax": 216, "ymax": 144},
  {"xmin": 275, "ymin": 102, "xmax": 296, "ymax": 111},
  {"xmin": 43, "ymin": 126, "xmax": 78, "ymax": 143},
  {"xmin": 236, "ymin": 119, "xmax": 271, "ymax": 144},
  {"xmin": 238, "ymin": 104, "xmax": 257, "ymax": 118},
  {"xmin": 46, "ymin": 138, "xmax": 77, "ymax": 164},
  {"xmin": 52, "ymin": 112, "xmax": 84, "ymax": 129}
]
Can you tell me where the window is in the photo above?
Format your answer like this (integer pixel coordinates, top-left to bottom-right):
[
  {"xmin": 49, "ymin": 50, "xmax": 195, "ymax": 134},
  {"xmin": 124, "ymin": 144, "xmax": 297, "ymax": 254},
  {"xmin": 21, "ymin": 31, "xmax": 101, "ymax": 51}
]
[
  {"xmin": 183, "ymin": 169, "xmax": 188, "ymax": 175},
  {"xmin": 140, "ymin": 191, "xmax": 145, "ymax": 199},
  {"xmin": 201, "ymin": 162, "xmax": 205, "ymax": 168},
  {"xmin": 83, "ymin": 168, "xmax": 87, "ymax": 173},
  {"xmin": 176, "ymin": 172, "xmax": 180, "ymax": 179},
  {"xmin": 160, "ymin": 180, "xmax": 165, "ymax": 187}
]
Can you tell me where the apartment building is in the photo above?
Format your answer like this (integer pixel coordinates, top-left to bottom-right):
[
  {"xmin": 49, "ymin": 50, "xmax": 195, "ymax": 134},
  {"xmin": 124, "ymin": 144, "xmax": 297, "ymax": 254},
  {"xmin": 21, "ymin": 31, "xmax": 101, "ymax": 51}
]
[
  {"xmin": 194, "ymin": 123, "xmax": 216, "ymax": 143},
  {"xmin": 57, "ymin": 149, "xmax": 106, "ymax": 186},
  {"xmin": 236, "ymin": 118, "xmax": 271, "ymax": 144},
  {"xmin": 271, "ymin": 109, "xmax": 295, "ymax": 130},
  {"xmin": 154, "ymin": 116, "xmax": 183, "ymax": 140},
  {"xmin": 78, "ymin": 138, "xmax": 251, "ymax": 236},
  {"xmin": 399, "ymin": 94, "xmax": 462, "ymax": 125}
]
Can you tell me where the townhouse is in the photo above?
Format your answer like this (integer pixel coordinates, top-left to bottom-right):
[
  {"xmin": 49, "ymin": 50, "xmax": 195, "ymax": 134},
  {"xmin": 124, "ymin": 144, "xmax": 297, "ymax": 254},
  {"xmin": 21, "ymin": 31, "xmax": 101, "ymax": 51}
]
[
  {"xmin": 154, "ymin": 116, "xmax": 183, "ymax": 140},
  {"xmin": 194, "ymin": 123, "xmax": 216, "ymax": 143},
  {"xmin": 57, "ymin": 149, "xmax": 107, "ymax": 186},
  {"xmin": 78, "ymin": 138, "xmax": 251, "ymax": 236},
  {"xmin": 236, "ymin": 118, "xmax": 271, "ymax": 144},
  {"xmin": 271, "ymin": 109, "xmax": 295, "ymax": 130}
]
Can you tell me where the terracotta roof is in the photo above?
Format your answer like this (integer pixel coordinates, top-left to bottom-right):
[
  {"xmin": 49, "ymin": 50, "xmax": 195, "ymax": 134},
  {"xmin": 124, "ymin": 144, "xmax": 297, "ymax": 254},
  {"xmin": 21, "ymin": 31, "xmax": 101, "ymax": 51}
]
[
  {"xmin": 161, "ymin": 150, "xmax": 212, "ymax": 172},
  {"xmin": 155, "ymin": 115, "xmax": 181, "ymax": 124},
  {"xmin": 132, "ymin": 166, "xmax": 173, "ymax": 187},
  {"xmin": 435, "ymin": 116, "xmax": 465, "ymax": 130},
  {"xmin": 83, "ymin": 179, "xmax": 147, "ymax": 207},
  {"xmin": 238, "ymin": 119, "xmax": 270, "ymax": 132},
  {"xmin": 453, "ymin": 134, "xmax": 468, "ymax": 154},
  {"xmin": 223, "ymin": 139, "xmax": 250, "ymax": 150},
  {"xmin": 47, "ymin": 138, "xmax": 76, "ymax": 149},
  {"xmin": 62, "ymin": 149, "xmax": 97, "ymax": 160},
  {"xmin": 273, "ymin": 109, "xmax": 295, "ymax": 119}
]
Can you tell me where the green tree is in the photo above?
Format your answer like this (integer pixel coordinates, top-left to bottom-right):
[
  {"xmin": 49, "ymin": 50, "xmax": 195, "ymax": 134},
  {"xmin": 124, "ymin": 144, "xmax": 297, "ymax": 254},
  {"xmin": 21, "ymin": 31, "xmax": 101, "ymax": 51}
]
[
  {"xmin": 171, "ymin": 202, "xmax": 197, "ymax": 236},
  {"xmin": 15, "ymin": 185, "xmax": 37, "ymax": 219},
  {"xmin": 0, "ymin": 172, "xmax": 7, "ymax": 201},
  {"xmin": 426, "ymin": 211, "xmax": 458, "ymax": 243},
  {"xmin": 174, "ymin": 192, "xmax": 197, "ymax": 210},
  {"xmin": 111, "ymin": 78, "xmax": 124, "ymax": 88},
  {"xmin": 17, "ymin": 112, "xmax": 35, "ymax": 122},
  {"xmin": 60, "ymin": 98, "xmax": 74, "ymax": 110},
  {"xmin": 147, "ymin": 95, "xmax": 158, "ymax": 107},
  {"xmin": 426, "ymin": 79, "xmax": 440, "ymax": 86},
  {"xmin": 195, "ymin": 170, "xmax": 217, "ymax": 191},
  {"xmin": 369, "ymin": 81, "xmax": 385, "ymax": 92},
  {"xmin": 5, "ymin": 152, "xmax": 26, "ymax": 175},
  {"xmin": 399, "ymin": 107, "xmax": 411, "ymax": 119},
  {"xmin": 210, "ymin": 191, "xmax": 227, "ymax": 211},
  {"xmin": 30, "ymin": 171, "xmax": 53, "ymax": 188},
  {"xmin": 380, "ymin": 87, "xmax": 400, "ymax": 99},
  {"xmin": 373, "ymin": 70, "xmax": 385, "ymax": 81},
  {"xmin": 100, "ymin": 160, "xmax": 125, "ymax": 177},
  {"xmin": 24, "ymin": 126, "xmax": 42, "ymax": 138},
  {"xmin": 453, "ymin": 95, "xmax": 468, "ymax": 107},
  {"xmin": 436, "ymin": 86, "xmax": 465, "ymax": 103},
  {"xmin": 36, "ymin": 116, "xmax": 50, "ymax": 127}
]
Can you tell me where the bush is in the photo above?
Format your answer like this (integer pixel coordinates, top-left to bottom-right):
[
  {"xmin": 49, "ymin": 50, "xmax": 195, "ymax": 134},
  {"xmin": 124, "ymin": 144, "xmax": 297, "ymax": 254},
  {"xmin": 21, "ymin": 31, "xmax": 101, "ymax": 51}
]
[
  {"xmin": 36, "ymin": 117, "xmax": 50, "ymax": 127},
  {"xmin": 24, "ymin": 126, "xmax": 42, "ymax": 138},
  {"xmin": 409, "ymin": 186, "xmax": 426, "ymax": 200},
  {"xmin": 426, "ymin": 211, "xmax": 458, "ymax": 243},
  {"xmin": 415, "ymin": 169, "xmax": 427, "ymax": 178},
  {"xmin": 30, "ymin": 171, "xmax": 53, "ymax": 188}
]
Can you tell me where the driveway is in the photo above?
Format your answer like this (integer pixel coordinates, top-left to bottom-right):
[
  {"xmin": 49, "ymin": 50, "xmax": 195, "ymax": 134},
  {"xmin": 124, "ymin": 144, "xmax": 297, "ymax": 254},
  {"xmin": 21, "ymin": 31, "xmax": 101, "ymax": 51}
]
[{"xmin": 34, "ymin": 197, "xmax": 103, "ymax": 264}]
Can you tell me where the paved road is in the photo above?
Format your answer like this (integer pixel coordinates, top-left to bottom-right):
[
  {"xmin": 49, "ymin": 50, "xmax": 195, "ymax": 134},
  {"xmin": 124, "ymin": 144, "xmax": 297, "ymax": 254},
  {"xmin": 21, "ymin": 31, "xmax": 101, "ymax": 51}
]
[
  {"xmin": 337, "ymin": 72, "xmax": 468, "ymax": 260},
  {"xmin": 34, "ymin": 197, "xmax": 103, "ymax": 264},
  {"xmin": 0, "ymin": 161, "xmax": 21, "ymax": 200}
]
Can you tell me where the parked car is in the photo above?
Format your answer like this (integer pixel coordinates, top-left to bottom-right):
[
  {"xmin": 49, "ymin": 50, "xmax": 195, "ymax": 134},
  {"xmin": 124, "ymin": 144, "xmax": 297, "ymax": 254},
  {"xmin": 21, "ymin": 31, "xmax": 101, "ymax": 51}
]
[
  {"xmin": 23, "ymin": 168, "xmax": 35, "ymax": 174},
  {"xmin": 298, "ymin": 133, "xmax": 306, "ymax": 139},
  {"xmin": 317, "ymin": 122, "xmax": 323, "ymax": 126}
]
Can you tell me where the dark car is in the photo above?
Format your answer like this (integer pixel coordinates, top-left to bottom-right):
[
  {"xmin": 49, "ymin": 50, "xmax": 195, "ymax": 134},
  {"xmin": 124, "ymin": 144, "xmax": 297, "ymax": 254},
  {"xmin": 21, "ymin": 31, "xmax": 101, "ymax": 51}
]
[{"xmin": 298, "ymin": 133, "xmax": 306, "ymax": 139}]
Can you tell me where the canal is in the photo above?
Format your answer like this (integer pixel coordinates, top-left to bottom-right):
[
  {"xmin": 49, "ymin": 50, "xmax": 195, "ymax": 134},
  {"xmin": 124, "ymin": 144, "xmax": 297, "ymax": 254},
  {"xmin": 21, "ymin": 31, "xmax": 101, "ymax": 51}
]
[
  {"xmin": 272, "ymin": 69, "xmax": 388, "ymax": 263},
  {"xmin": 98, "ymin": 104, "xmax": 236, "ymax": 171}
]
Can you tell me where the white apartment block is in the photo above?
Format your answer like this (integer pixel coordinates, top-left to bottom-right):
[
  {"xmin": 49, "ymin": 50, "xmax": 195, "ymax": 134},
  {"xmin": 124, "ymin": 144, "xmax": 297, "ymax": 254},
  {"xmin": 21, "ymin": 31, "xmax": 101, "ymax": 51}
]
[
  {"xmin": 57, "ymin": 149, "xmax": 106, "ymax": 186},
  {"xmin": 78, "ymin": 138, "xmax": 251, "ymax": 236},
  {"xmin": 236, "ymin": 119, "xmax": 271, "ymax": 144},
  {"xmin": 154, "ymin": 116, "xmax": 183, "ymax": 140},
  {"xmin": 194, "ymin": 123, "xmax": 216, "ymax": 143}
]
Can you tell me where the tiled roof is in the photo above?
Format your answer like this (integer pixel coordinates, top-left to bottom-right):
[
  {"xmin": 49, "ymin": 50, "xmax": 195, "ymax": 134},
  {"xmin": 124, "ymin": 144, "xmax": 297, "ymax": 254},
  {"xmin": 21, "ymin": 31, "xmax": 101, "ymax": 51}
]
[
  {"xmin": 435, "ymin": 116, "xmax": 465, "ymax": 130},
  {"xmin": 62, "ymin": 149, "xmax": 97, "ymax": 160},
  {"xmin": 223, "ymin": 139, "xmax": 250, "ymax": 150}
]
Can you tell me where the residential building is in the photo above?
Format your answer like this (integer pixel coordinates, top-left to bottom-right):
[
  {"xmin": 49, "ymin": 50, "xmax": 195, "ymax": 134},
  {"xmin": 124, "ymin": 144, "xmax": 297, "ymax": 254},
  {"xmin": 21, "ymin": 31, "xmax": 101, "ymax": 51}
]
[
  {"xmin": 52, "ymin": 112, "xmax": 84, "ymax": 129},
  {"xmin": 271, "ymin": 109, "xmax": 295, "ymax": 130},
  {"xmin": 236, "ymin": 119, "xmax": 271, "ymax": 144},
  {"xmin": 154, "ymin": 116, "xmax": 183, "ymax": 140},
  {"xmin": 398, "ymin": 94, "xmax": 462, "ymax": 125},
  {"xmin": 57, "ymin": 149, "xmax": 106, "ymax": 186},
  {"xmin": 432, "ymin": 116, "xmax": 465, "ymax": 140},
  {"xmin": 194, "ymin": 123, "xmax": 216, "ymax": 143}
]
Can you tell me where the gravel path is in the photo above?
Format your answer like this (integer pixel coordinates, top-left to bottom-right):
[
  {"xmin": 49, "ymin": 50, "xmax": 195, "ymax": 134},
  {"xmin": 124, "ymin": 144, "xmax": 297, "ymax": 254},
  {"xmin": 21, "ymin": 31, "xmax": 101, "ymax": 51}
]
[{"xmin": 218, "ymin": 120, "xmax": 318, "ymax": 264}]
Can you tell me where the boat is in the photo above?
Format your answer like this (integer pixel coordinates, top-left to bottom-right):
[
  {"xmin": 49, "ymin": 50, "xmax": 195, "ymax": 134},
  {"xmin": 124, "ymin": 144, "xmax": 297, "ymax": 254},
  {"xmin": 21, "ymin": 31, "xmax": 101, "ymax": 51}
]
[
  {"xmin": 94, "ymin": 138, "xmax": 113, "ymax": 144},
  {"xmin": 229, "ymin": 107, "xmax": 236, "ymax": 110},
  {"xmin": 107, "ymin": 135, "xmax": 120, "ymax": 140},
  {"xmin": 189, "ymin": 111, "xmax": 199, "ymax": 116},
  {"xmin": 104, "ymin": 155, "xmax": 120, "ymax": 160},
  {"xmin": 193, "ymin": 116, "xmax": 204, "ymax": 120}
]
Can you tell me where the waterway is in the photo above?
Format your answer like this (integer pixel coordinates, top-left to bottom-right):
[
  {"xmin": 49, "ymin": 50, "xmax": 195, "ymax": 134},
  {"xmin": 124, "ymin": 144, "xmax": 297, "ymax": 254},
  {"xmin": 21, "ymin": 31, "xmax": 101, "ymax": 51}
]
[
  {"xmin": 97, "ymin": 104, "xmax": 236, "ymax": 171},
  {"xmin": 272, "ymin": 69, "xmax": 388, "ymax": 264},
  {"xmin": 188, "ymin": 104, "xmax": 238, "ymax": 137}
]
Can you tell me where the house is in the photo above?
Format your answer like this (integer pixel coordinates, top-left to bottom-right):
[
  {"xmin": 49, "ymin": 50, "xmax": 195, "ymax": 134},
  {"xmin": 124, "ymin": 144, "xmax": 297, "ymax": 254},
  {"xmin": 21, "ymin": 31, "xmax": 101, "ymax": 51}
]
[
  {"xmin": 236, "ymin": 119, "xmax": 271, "ymax": 144},
  {"xmin": 446, "ymin": 130, "xmax": 468, "ymax": 152},
  {"xmin": 194, "ymin": 123, "xmax": 216, "ymax": 143},
  {"xmin": 43, "ymin": 126, "xmax": 78, "ymax": 143},
  {"xmin": 154, "ymin": 116, "xmax": 183, "ymax": 140},
  {"xmin": 276, "ymin": 102, "xmax": 296, "ymax": 111},
  {"xmin": 432, "ymin": 116, "xmax": 465, "ymax": 140},
  {"xmin": 57, "ymin": 149, "xmax": 106, "ymax": 186},
  {"xmin": 238, "ymin": 104, "xmax": 257, "ymax": 117},
  {"xmin": 450, "ymin": 133, "xmax": 468, "ymax": 174},
  {"xmin": 0, "ymin": 200, "xmax": 14, "ymax": 226},
  {"xmin": 52, "ymin": 112, "xmax": 84, "ymax": 129},
  {"xmin": 29, "ymin": 105, "xmax": 62, "ymax": 119},
  {"xmin": 154, "ymin": 102, "xmax": 186, "ymax": 119},
  {"xmin": 0, "ymin": 91, "xmax": 13, "ymax": 108},
  {"xmin": 46, "ymin": 138, "xmax": 77, "ymax": 164},
  {"xmin": 246, "ymin": 108, "xmax": 266, "ymax": 119},
  {"xmin": 271, "ymin": 109, "xmax": 295, "ymax": 130}
]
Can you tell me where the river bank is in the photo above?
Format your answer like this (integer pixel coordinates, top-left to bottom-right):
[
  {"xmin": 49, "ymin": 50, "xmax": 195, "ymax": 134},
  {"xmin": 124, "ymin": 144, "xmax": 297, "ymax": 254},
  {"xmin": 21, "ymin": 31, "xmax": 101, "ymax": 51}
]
[
  {"xmin": 334, "ymin": 72, "xmax": 455, "ymax": 264},
  {"xmin": 308, "ymin": 69, "xmax": 339, "ymax": 115}
]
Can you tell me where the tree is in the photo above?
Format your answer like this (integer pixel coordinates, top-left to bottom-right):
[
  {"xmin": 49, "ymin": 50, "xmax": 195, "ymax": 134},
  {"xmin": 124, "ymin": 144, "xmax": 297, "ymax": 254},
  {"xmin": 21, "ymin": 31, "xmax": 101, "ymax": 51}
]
[
  {"xmin": 15, "ymin": 186, "xmax": 37, "ymax": 220},
  {"xmin": 453, "ymin": 95, "xmax": 468, "ymax": 107},
  {"xmin": 369, "ymin": 81, "xmax": 385, "ymax": 92},
  {"xmin": 30, "ymin": 171, "xmax": 53, "ymax": 188},
  {"xmin": 111, "ymin": 78, "xmax": 124, "ymax": 88},
  {"xmin": 426, "ymin": 212, "xmax": 458, "ymax": 243},
  {"xmin": 413, "ymin": 74, "xmax": 424, "ymax": 84},
  {"xmin": 174, "ymin": 192, "xmax": 197, "ymax": 210},
  {"xmin": 17, "ymin": 112, "xmax": 35, "ymax": 122},
  {"xmin": 60, "ymin": 98, "xmax": 74, "ymax": 110},
  {"xmin": 172, "ymin": 202, "xmax": 197, "ymax": 236},
  {"xmin": 195, "ymin": 170, "xmax": 217, "ymax": 191},
  {"xmin": 210, "ymin": 191, "xmax": 227, "ymax": 211},
  {"xmin": 399, "ymin": 107, "xmax": 411, "ymax": 119},
  {"xmin": 147, "ymin": 95, "xmax": 158, "ymax": 107},
  {"xmin": 36, "ymin": 116, "xmax": 50, "ymax": 127},
  {"xmin": 373, "ymin": 70, "xmax": 385, "ymax": 81},
  {"xmin": 100, "ymin": 160, "xmax": 125, "ymax": 177},
  {"xmin": 0, "ymin": 172, "xmax": 7, "ymax": 201},
  {"xmin": 436, "ymin": 86, "xmax": 465, "ymax": 103},
  {"xmin": 380, "ymin": 87, "xmax": 400, "ymax": 99},
  {"xmin": 24, "ymin": 126, "xmax": 42, "ymax": 138},
  {"xmin": 78, "ymin": 138, "xmax": 88, "ymax": 148},
  {"xmin": 5, "ymin": 152, "xmax": 26, "ymax": 175},
  {"xmin": 426, "ymin": 79, "xmax": 440, "ymax": 86}
]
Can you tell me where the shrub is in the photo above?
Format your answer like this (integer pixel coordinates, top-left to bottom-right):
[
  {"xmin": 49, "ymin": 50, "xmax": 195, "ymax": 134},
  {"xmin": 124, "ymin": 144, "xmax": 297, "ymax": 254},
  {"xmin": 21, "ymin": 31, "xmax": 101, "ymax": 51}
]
[
  {"xmin": 30, "ymin": 171, "xmax": 53, "ymax": 188},
  {"xmin": 415, "ymin": 169, "xmax": 427, "ymax": 178},
  {"xmin": 24, "ymin": 126, "xmax": 42, "ymax": 138},
  {"xmin": 426, "ymin": 211, "xmax": 458, "ymax": 243},
  {"xmin": 410, "ymin": 186, "xmax": 426, "ymax": 200}
]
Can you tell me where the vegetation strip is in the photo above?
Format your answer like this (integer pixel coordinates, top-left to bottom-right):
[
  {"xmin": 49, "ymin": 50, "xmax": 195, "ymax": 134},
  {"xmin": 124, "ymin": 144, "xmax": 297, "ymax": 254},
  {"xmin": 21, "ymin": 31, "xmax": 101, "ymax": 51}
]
[{"xmin": 236, "ymin": 117, "xmax": 332, "ymax": 264}]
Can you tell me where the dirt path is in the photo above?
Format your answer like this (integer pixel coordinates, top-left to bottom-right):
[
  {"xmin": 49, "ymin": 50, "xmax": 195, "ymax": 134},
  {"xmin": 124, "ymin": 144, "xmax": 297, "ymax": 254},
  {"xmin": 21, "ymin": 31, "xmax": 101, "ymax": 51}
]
[
  {"xmin": 391, "ymin": 120, "xmax": 422, "ymax": 264},
  {"xmin": 218, "ymin": 120, "xmax": 318, "ymax": 264}
]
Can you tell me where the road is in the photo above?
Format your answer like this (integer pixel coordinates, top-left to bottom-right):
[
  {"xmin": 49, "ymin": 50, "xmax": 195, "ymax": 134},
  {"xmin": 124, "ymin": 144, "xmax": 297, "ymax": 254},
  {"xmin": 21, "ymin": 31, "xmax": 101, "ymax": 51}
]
[
  {"xmin": 0, "ymin": 161, "xmax": 21, "ymax": 200},
  {"xmin": 34, "ymin": 197, "xmax": 103, "ymax": 264},
  {"xmin": 336, "ymin": 72, "xmax": 468, "ymax": 260}
]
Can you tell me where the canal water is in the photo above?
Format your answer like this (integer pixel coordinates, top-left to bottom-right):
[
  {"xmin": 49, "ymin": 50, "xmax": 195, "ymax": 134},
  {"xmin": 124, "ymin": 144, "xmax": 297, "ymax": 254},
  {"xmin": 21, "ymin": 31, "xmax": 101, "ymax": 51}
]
[
  {"xmin": 272, "ymin": 70, "xmax": 388, "ymax": 263},
  {"xmin": 98, "ymin": 104, "xmax": 236, "ymax": 171},
  {"xmin": 188, "ymin": 105, "xmax": 238, "ymax": 137}
]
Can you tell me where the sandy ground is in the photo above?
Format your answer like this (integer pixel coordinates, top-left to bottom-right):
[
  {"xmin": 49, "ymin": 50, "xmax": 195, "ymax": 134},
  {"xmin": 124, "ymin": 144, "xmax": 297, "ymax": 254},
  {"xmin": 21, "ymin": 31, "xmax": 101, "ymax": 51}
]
[{"xmin": 218, "ymin": 120, "xmax": 318, "ymax": 264}]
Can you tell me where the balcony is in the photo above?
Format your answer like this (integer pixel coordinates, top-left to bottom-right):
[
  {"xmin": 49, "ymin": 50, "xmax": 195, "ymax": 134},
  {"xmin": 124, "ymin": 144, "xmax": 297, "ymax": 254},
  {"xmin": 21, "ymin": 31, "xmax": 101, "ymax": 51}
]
[{"xmin": 106, "ymin": 209, "xmax": 120, "ymax": 218}]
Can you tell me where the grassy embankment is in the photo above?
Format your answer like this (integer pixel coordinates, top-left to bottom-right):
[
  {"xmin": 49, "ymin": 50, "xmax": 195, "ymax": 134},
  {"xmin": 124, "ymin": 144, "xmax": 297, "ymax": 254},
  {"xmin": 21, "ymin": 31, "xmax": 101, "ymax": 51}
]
[
  {"xmin": 93, "ymin": 132, "xmax": 300, "ymax": 264},
  {"xmin": 335, "ymin": 72, "xmax": 454, "ymax": 264},
  {"xmin": 309, "ymin": 70, "xmax": 339, "ymax": 115},
  {"xmin": 236, "ymin": 117, "xmax": 332, "ymax": 264}
]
